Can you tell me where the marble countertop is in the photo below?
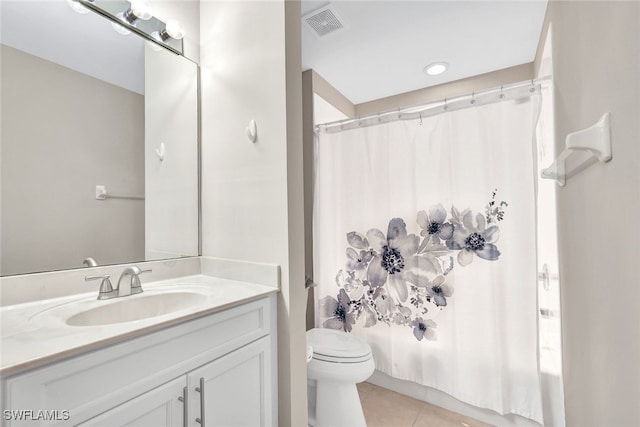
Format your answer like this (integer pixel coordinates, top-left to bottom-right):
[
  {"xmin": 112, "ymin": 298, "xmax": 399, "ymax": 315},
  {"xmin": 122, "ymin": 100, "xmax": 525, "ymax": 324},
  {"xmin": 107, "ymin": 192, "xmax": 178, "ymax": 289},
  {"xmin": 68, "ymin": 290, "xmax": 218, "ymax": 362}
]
[{"xmin": 0, "ymin": 274, "xmax": 278, "ymax": 376}]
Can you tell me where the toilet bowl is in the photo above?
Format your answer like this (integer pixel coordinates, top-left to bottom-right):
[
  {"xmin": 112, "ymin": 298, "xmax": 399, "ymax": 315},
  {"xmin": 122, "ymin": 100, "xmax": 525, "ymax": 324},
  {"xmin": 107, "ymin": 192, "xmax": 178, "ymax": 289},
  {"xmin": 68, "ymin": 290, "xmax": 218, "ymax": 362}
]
[{"xmin": 307, "ymin": 328, "xmax": 375, "ymax": 427}]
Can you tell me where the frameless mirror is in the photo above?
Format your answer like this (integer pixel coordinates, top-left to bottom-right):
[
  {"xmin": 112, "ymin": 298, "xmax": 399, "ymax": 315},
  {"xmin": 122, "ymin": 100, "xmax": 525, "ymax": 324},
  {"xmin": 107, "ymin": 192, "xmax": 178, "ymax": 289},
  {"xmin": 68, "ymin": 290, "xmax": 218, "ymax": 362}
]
[{"xmin": 0, "ymin": 0, "xmax": 199, "ymax": 276}]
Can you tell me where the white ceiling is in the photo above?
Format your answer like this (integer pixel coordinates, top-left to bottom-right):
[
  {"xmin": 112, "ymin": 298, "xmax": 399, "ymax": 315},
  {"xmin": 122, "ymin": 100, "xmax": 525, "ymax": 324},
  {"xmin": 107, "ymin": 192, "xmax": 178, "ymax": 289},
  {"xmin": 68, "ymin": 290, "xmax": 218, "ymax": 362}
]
[{"xmin": 301, "ymin": 0, "xmax": 548, "ymax": 104}]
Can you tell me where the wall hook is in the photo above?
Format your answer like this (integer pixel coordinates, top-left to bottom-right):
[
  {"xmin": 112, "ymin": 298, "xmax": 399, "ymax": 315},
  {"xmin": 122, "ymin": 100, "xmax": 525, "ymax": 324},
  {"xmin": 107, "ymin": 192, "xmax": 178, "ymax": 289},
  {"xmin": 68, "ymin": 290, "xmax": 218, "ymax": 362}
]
[
  {"xmin": 246, "ymin": 119, "xmax": 257, "ymax": 143},
  {"xmin": 155, "ymin": 142, "xmax": 166, "ymax": 161}
]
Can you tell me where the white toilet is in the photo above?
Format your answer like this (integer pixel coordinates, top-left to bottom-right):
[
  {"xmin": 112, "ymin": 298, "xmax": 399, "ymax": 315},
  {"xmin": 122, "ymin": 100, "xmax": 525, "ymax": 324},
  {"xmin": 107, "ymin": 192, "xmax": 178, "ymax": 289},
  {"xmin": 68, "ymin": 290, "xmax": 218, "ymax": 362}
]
[{"xmin": 306, "ymin": 328, "xmax": 375, "ymax": 427}]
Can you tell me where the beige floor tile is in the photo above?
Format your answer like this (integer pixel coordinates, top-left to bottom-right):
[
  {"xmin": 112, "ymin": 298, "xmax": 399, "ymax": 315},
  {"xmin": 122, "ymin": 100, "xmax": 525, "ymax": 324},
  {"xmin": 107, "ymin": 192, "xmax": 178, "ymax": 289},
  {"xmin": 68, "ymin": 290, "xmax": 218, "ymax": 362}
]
[
  {"xmin": 361, "ymin": 384, "xmax": 424, "ymax": 427},
  {"xmin": 357, "ymin": 381, "xmax": 376, "ymax": 402},
  {"xmin": 412, "ymin": 402, "xmax": 492, "ymax": 427},
  {"xmin": 359, "ymin": 384, "xmax": 491, "ymax": 427}
]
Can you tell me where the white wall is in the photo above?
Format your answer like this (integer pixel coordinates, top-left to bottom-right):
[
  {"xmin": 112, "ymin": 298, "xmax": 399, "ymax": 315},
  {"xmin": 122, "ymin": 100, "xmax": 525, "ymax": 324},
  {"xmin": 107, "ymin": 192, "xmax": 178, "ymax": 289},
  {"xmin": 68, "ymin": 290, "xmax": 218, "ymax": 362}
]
[
  {"xmin": 535, "ymin": 2, "xmax": 640, "ymax": 425},
  {"xmin": 200, "ymin": 1, "xmax": 306, "ymax": 425}
]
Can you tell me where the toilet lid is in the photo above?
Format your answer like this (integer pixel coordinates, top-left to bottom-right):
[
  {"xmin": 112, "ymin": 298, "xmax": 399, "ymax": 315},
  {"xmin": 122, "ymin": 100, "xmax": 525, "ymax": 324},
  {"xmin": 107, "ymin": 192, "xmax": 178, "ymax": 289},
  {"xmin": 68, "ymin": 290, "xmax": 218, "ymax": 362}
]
[{"xmin": 306, "ymin": 328, "xmax": 371, "ymax": 362}]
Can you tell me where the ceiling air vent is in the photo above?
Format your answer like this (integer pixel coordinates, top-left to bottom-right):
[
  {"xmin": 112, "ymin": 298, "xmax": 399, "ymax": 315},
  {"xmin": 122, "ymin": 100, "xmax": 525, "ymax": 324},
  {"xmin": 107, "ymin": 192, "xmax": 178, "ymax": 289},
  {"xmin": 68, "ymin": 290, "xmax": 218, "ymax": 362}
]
[{"xmin": 303, "ymin": 4, "xmax": 346, "ymax": 38}]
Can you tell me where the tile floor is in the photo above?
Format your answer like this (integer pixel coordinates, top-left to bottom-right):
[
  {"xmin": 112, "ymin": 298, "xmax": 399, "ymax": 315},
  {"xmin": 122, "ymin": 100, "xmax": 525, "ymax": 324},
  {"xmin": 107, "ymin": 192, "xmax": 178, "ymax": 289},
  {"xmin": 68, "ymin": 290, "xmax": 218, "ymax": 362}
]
[{"xmin": 358, "ymin": 382, "xmax": 492, "ymax": 427}]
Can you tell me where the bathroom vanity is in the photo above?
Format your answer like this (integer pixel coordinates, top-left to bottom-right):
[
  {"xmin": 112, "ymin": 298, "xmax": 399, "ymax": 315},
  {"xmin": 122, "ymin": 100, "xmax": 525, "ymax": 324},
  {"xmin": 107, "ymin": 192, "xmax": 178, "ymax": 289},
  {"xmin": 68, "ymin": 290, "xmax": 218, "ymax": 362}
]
[{"xmin": 0, "ymin": 275, "xmax": 278, "ymax": 427}]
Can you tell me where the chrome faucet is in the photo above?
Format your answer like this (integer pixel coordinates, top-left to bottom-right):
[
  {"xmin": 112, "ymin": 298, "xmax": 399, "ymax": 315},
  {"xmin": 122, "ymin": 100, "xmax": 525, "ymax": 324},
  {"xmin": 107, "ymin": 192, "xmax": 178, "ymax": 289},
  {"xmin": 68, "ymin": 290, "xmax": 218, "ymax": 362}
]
[
  {"xmin": 117, "ymin": 266, "xmax": 151, "ymax": 296},
  {"xmin": 85, "ymin": 266, "xmax": 151, "ymax": 300},
  {"xmin": 83, "ymin": 257, "xmax": 98, "ymax": 267}
]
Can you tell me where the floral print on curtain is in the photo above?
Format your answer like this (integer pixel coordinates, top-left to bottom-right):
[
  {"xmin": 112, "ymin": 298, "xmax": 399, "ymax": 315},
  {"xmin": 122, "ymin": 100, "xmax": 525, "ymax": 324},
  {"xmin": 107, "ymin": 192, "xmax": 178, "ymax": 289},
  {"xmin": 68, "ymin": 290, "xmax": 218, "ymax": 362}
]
[{"xmin": 319, "ymin": 191, "xmax": 508, "ymax": 341}]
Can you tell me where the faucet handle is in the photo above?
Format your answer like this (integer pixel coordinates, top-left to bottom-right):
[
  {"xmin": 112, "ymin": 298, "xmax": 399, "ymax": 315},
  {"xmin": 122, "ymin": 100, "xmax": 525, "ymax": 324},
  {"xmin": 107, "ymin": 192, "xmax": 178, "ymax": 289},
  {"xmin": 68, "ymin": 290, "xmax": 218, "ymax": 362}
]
[
  {"xmin": 85, "ymin": 274, "xmax": 110, "ymax": 282},
  {"xmin": 85, "ymin": 275, "xmax": 115, "ymax": 300},
  {"xmin": 130, "ymin": 269, "xmax": 152, "ymax": 295}
]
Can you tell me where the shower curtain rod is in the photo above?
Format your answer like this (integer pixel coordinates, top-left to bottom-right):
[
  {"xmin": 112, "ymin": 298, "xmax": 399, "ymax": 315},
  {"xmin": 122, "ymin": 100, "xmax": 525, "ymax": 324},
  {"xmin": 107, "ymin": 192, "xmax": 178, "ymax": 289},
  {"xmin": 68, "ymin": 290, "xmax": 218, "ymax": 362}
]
[{"xmin": 316, "ymin": 76, "xmax": 550, "ymax": 133}]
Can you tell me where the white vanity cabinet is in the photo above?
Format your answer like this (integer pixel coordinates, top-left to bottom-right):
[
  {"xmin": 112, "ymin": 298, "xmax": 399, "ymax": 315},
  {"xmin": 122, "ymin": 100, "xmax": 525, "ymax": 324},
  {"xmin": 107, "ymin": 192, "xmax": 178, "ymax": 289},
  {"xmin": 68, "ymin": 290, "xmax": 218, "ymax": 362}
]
[
  {"xmin": 187, "ymin": 337, "xmax": 273, "ymax": 427},
  {"xmin": 80, "ymin": 377, "xmax": 186, "ymax": 427},
  {"xmin": 1, "ymin": 295, "xmax": 277, "ymax": 427}
]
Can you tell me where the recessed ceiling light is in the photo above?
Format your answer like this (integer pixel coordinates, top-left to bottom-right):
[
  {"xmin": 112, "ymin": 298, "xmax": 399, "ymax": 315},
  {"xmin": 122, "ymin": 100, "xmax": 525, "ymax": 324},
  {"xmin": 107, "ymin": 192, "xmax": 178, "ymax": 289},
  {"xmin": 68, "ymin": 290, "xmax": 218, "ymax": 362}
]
[{"xmin": 424, "ymin": 62, "xmax": 449, "ymax": 76}]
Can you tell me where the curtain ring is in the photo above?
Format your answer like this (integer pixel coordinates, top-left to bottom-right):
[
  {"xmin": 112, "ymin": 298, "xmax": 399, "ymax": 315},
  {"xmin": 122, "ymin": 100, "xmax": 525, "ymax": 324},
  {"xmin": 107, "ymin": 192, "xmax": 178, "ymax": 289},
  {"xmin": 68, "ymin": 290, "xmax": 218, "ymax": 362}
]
[
  {"xmin": 470, "ymin": 91, "xmax": 476, "ymax": 105},
  {"xmin": 358, "ymin": 117, "xmax": 362, "ymax": 127},
  {"xmin": 418, "ymin": 112, "xmax": 423, "ymax": 126},
  {"xmin": 530, "ymin": 79, "xmax": 536, "ymax": 93},
  {"xmin": 499, "ymin": 85, "xmax": 505, "ymax": 100},
  {"xmin": 444, "ymin": 97, "xmax": 448, "ymax": 111}
]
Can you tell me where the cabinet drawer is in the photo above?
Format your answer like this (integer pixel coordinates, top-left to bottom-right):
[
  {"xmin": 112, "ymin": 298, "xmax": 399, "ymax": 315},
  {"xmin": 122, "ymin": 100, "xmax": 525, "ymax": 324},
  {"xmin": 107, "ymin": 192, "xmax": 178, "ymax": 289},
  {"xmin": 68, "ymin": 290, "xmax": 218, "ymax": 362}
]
[{"xmin": 3, "ymin": 295, "xmax": 274, "ymax": 426}]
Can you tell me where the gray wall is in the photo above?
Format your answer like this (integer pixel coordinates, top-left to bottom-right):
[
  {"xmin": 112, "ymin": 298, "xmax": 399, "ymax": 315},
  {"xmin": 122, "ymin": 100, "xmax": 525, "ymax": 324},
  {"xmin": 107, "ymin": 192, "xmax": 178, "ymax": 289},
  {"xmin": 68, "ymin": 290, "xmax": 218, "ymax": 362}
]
[
  {"xmin": 355, "ymin": 62, "xmax": 534, "ymax": 116},
  {"xmin": 0, "ymin": 44, "xmax": 145, "ymax": 275},
  {"xmin": 535, "ymin": 2, "xmax": 640, "ymax": 425}
]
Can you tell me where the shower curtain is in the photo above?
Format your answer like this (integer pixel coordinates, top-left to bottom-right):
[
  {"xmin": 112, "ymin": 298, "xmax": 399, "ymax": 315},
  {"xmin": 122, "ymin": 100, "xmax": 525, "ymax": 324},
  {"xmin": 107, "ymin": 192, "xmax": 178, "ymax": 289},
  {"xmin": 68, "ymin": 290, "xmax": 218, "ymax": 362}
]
[{"xmin": 313, "ymin": 96, "xmax": 543, "ymax": 423}]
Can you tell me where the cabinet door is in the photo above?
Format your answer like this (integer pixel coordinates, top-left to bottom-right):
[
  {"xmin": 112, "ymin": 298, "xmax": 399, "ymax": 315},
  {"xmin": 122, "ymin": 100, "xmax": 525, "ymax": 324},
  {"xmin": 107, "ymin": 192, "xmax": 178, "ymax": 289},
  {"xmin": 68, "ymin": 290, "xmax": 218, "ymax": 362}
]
[
  {"xmin": 80, "ymin": 377, "xmax": 187, "ymax": 427},
  {"xmin": 188, "ymin": 336, "xmax": 273, "ymax": 427}
]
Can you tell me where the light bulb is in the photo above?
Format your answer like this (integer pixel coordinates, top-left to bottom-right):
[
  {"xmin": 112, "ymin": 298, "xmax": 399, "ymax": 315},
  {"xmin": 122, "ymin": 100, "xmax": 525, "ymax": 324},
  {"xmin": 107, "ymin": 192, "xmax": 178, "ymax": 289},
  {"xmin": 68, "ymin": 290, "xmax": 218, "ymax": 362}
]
[
  {"xmin": 155, "ymin": 20, "xmax": 184, "ymax": 42},
  {"xmin": 164, "ymin": 20, "xmax": 184, "ymax": 40},
  {"xmin": 131, "ymin": 0, "xmax": 152, "ymax": 20},
  {"xmin": 123, "ymin": 0, "xmax": 153, "ymax": 23}
]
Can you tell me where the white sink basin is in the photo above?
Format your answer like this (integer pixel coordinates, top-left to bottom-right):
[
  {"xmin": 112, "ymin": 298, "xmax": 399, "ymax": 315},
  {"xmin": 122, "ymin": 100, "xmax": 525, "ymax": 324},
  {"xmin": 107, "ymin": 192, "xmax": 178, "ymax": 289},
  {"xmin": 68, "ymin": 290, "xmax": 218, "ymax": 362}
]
[
  {"xmin": 66, "ymin": 291, "xmax": 205, "ymax": 326},
  {"xmin": 30, "ymin": 286, "xmax": 215, "ymax": 328}
]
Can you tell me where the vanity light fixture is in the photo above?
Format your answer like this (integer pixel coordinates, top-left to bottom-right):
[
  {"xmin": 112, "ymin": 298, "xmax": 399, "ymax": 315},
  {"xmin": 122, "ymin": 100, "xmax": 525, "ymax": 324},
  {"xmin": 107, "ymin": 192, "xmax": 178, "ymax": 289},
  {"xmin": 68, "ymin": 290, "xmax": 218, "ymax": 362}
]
[
  {"xmin": 159, "ymin": 20, "xmax": 184, "ymax": 41},
  {"xmin": 151, "ymin": 19, "xmax": 184, "ymax": 44},
  {"xmin": 73, "ymin": 0, "xmax": 184, "ymax": 54},
  {"xmin": 424, "ymin": 62, "xmax": 449, "ymax": 76}
]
